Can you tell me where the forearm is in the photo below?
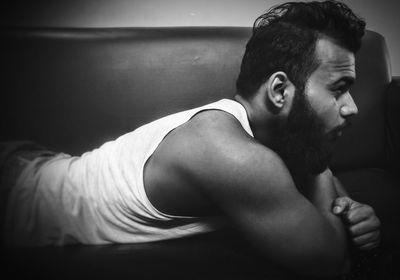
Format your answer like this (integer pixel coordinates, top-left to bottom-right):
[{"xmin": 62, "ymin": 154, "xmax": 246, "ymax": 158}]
[
  {"xmin": 301, "ymin": 169, "xmax": 351, "ymax": 272},
  {"xmin": 333, "ymin": 175, "xmax": 349, "ymax": 197}
]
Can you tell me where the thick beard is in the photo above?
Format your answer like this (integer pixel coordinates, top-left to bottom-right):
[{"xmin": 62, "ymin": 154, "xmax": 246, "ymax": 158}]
[{"xmin": 270, "ymin": 89, "xmax": 333, "ymax": 180}]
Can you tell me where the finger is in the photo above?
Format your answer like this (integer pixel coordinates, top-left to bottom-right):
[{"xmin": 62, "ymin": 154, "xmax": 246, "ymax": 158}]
[
  {"xmin": 352, "ymin": 230, "xmax": 380, "ymax": 247},
  {"xmin": 332, "ymin": 196, "xmax": 354, "ymax": 215},
  {"xmin": 346, "ymin": 204, "xmax": 376, "ymax": 225},
  {"xmin": 349, "ymin": 218, "xmax": 381, "ymax": 236},
  {"xmin": 359, "ymin": 241, "xmax": 380, "ymax": 251}
]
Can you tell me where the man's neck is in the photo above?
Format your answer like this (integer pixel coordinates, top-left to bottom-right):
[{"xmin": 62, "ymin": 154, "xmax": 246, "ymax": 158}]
[{"xmin": 234, "ymin": 94, "xmax": 275, "ymax": 148}]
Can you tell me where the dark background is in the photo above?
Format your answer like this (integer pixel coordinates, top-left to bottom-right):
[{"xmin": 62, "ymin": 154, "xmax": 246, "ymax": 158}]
[{"xmin": 1, "ymin": 0, "xmax": 399, "ymax": 75}]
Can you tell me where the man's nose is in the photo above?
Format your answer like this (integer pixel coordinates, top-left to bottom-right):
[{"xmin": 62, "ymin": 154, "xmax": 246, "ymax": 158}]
[{"xmin": 340, "ymin": 92, "xmax": 358, "ymax": 117}]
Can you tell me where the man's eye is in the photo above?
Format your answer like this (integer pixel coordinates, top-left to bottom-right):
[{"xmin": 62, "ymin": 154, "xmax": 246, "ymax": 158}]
[
  {"xmin": 334, "ymin": 86, "xmax": 349, "ymax": 97},
  {"xmin": 336, "ymin": 88, "xmax": 345, "ymax": 94}
]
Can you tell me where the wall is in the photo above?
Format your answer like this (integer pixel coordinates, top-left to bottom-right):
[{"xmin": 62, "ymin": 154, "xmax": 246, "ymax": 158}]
[{"xmin": 2, "ymin": 0, "xmax": 399, "ymax": 75}]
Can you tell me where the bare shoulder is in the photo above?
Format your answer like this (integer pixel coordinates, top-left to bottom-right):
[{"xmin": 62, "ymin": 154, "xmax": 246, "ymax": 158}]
[
  {"xmin": 145, "ymin": 108, "xmax": 297, "ymax": 217},
  {"xmin": 162, "ymin": 109, "xmax": 297, "ymax": 202}
]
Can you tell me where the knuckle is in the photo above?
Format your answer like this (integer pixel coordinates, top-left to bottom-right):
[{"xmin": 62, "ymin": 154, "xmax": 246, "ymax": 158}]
[
  {"xmin": 370, "ymin": 217, "xmax": 381, "ymax": 230},
  {"xmin": 364, "ymin": 205, "xmax": 374, "ymax": 215}
]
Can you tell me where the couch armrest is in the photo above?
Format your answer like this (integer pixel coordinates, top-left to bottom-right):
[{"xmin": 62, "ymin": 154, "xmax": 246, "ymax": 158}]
[{"xmin": 386, "ymin": 76, "xmax": 400, "ymax": 172}]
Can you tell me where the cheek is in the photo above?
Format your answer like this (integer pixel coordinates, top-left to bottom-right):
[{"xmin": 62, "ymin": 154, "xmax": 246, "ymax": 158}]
[{"xmin": 312, "ymin": 98, "xmax": 340, "ymax": 131}]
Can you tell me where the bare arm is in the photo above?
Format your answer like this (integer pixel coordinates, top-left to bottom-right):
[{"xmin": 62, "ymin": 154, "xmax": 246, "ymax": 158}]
[{"xmin": 170, "ymin": 111, "xmax": 350, "ymax": 278}]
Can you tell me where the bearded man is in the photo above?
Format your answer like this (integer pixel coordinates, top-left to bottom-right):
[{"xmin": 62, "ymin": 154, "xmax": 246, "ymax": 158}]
[{"xmin": 1, "ymin": 1, "xmax": 381, "ymax": 278}]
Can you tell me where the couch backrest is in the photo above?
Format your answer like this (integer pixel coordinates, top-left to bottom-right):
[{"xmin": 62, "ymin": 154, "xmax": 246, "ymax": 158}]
[{"xmin": 1, "ymin": 27, "xmax": 392, "ymax": 170}]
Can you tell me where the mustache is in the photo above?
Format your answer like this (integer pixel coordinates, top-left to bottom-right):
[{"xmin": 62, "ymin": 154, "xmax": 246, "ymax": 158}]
[{"xmin": 328, "ymin": 121, "xmax": 352, "ymax": 136}]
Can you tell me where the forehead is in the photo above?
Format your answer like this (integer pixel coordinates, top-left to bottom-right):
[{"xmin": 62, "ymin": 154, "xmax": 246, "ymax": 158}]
[{"xmin": 310, "ymin": 37, "xmax": 356, "ymax": 84}]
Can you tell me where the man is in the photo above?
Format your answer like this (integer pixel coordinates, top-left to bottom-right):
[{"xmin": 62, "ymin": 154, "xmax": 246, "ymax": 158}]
[{"xmin": 1, "ymin": 0, "xmax": 380, "ymax": 278}]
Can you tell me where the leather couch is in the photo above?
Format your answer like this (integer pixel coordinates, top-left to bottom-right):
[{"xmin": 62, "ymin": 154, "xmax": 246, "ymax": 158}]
[{"xmin": 1, "ymin": 27, "xmax": 399, "ymax": 279}]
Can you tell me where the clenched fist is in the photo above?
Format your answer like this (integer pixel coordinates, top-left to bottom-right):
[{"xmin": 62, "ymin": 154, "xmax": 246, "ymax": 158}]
[{"xmin": 332, "ymin": 197, "xmax": 381, "ymax": 250}]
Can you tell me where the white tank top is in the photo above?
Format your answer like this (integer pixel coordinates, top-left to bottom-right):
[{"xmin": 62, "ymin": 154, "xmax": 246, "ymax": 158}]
[{"xmin": 5, "ymin": 99, "xmax": 254, "ymax": 246}]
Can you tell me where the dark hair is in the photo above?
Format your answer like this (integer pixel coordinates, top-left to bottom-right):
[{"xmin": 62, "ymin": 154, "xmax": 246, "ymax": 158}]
[{"xmin": 236, "ymin": 0, "xmax": 366, "ymax": 97}]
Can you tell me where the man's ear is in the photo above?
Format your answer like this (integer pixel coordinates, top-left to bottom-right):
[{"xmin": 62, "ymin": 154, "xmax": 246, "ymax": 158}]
[{"xmin": 266, "ymin": 72, "xmax": 294, "ymax": 110}]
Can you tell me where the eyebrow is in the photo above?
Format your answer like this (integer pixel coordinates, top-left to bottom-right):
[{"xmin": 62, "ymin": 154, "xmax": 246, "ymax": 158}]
[{"xmin": 332, "ymin": 76, "xmax": 355, "ymax": 87}]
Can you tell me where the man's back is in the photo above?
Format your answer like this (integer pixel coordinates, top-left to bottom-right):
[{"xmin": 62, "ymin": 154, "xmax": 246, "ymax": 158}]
[{"xmin": 3, "ymin": 99, "xmax": 251, "ymax": 246}]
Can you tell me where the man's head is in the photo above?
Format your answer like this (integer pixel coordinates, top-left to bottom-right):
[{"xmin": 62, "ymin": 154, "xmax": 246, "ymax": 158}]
[
  {"xmin": 236, "ymin": 0, "xmax": 365, "ymax": 97},
  {"xmin": 235, "ymin": 1, "xmax": 365, "ymax": 175}
]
